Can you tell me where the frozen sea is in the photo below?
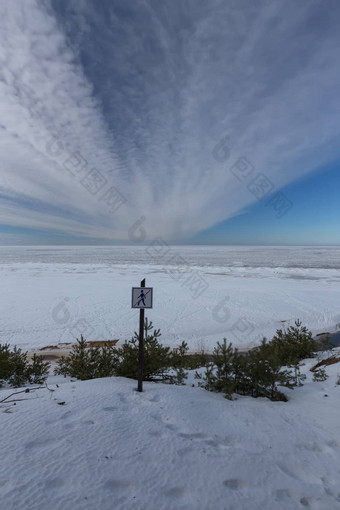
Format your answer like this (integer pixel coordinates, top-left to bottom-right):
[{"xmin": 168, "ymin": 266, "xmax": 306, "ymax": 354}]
[{"xmin": 1, "ymin": 245, "xmax": 340, "ymax": 351}]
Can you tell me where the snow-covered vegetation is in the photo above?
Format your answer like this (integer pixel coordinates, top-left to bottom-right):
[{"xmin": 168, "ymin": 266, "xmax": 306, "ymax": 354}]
[
  {"xmin": 1, "ymin": 348, "xmax": 339, "ymax": 510},
  {"xmin": 1, "ymin": 314, "xmax": 340, "ymax": 510}
]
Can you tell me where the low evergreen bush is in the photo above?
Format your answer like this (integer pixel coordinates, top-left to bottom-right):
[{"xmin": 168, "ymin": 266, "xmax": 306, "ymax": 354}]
[
  {"xmin": 50, "ymin": 318, "xmax": 320, "ymax": 402},
  {"xmin": 54, "ymin": 335, "xmax": 119, "ymax": 380},
  {"xmin": 0, "ymin": 344, "xmax": 50, "ymax": 387},
  {"xmin": 196, "ymin": 339, "xmax": 295, "ymax": 401},
  {"xmin": 245, "ymin": 340, "xmax": 295, "ymax": 401},
  {"xmin": 312, "ymin": 368, "xmax": 328, "ymax": 382},
  {"xmin": 169, "ymin": 341, "xmax": 190, "ymax": 385},
  {"xmin": 0, "ymin": 344, "xmax": 13, "ymax": 385},
  {"xmin": 28, "ymin": 354, "xmax": 51, "ymax": 384},
  {"xmin": 114, "ymin": 319, "xmax": 189, "ymax": 384},
  {"xmin": 180, "ymin": 350, "xmax": 208, "ymax": 370},
  {"xmin": 54, "ymin": 322, "xmax": 189, "ymax": 385},
  {"xmin": 196, "ymin": 321, "xmax": 317, "ymax": 401},
  {"xmin": 270, "ymin": 320, "xmax": 317, "ymax": 365},
  {"xmin": 115, "ymin": 320, "xmax": 169, "ymax": 381}
]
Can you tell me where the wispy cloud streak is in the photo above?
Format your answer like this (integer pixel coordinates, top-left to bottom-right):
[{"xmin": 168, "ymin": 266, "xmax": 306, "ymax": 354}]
[{"xmin": 1, "ymin": 0, "xmax": 340, "ymax": 241}]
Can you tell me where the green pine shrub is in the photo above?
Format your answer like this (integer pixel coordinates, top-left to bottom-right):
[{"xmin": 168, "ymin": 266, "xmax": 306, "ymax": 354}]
[
  {"xmin": 271, "ymin": 320, "xmax": 317, "ymax": 365},
  {"xmin": 196, "ymin": 321, "xmax": 320, "ymax": 402},
  {"xmin": 196, "ymin": 339, "xmax": 295, "ymax": 401},
  {"xmin": 196, "ymin": 340, "xmax": 235, "ymax": 398},
  {"xmin": 180, "ymin": 350, "xmax": 208, "ymax": 370},
  {"xmin": 0, "ymin": 344, "xmax": 13, "ymax": 386},
  {"xmin": 28, "ymin": 354, "xmax": 51, "ymax": 384},
  {"xmin": 169, "ymin": 341, "xmax": 189, "ymax": 385},
  {"xmin": 54, "ymin": 335, "xmax": 119, "ymax": 380},
  {"xmin": 312, "ymin": 368, "xmax": 328, "ymax": 382},
  {"xmin": 115, "ymin": 320, "xmax": 169, "ymax": 380},
  {"xmin": 54, "ymin": 322, "xmax": 189, "ymax": 384},
  {"xmin": 7, "ymin": 347, "xmax": 28, "ymax": 387},
  {"xmin": 0, "ymin": 344, "xmax": 50, "ymax": 387},
  {"xmin": 245, "ymin": 340, "xmax": 295, "ymax": 401},
  {"xmin": 114, "ymin": 319, "xmax": 189, "ymax": 384}
]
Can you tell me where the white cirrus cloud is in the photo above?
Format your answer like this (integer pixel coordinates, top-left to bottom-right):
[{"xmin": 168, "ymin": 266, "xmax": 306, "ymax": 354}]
[{"xmin": 0, "ymin": 0, "xmax": 340, "ymax": 242}]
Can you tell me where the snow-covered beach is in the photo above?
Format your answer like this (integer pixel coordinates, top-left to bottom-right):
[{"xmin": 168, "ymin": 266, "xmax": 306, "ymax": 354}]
[
  {"xmin": 1, "ymin": 247, "xmax": 340, "ymax": 510},
  {"xmin": 1, "ymin": 353, "xmax": 340, "ymax": 510},
  {"xmin": 1, "ymin": 245, "xmax": 340, "ymax": 352}
]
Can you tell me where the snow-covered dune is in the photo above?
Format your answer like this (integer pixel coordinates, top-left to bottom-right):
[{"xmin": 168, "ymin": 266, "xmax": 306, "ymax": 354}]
[{"xmin": 1, "ymin": 353, "xmax": 340, "ymax": 510}]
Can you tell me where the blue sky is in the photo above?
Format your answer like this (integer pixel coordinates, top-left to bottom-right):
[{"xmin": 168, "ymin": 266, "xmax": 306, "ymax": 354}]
[
  {"xmin": 0, "ymin": 0, "xmax": 340, "ymax": 245},
  {"xmin": 192, "ymin": 163, "xmax": 340, "ymax": 245}
]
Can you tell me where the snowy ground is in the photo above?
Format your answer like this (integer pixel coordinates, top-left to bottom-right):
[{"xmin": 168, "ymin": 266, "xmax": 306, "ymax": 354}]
[
  {"xmin": 1, "ymin": 246, "xmax": 340, "ymax": 352},
  {"xmin": 1, "ymin": 351, "xmax": 340, "ymax": 510}
]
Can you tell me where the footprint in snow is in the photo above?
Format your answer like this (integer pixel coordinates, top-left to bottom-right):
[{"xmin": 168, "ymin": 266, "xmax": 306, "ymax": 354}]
[
  {"xmin": 275, "ymin": 489, "xmax": 316, "ymax": 508},
  {"xmin": 165, "ymin": 423, "xmax": 178, "ymax": 431},
  {"xmin": 148, "ymin": 394, "xmax": 160, "ymax": 403},
  {"xmin": 62, "ymin": 422, "xmax": 74, "ymax": 430},
  {"xmin": 327, "ymin": 439, "xmax": 340, "ymax": 449},
  {"xmin": 104, "ymin": 480, "xmax": 134, "ymax": 493},
  {"xmin": 276, "ymin": 462, "xmax": 317, "ymax": 484},
  {"xmin": 321, "ymin": 476, "xmax": 335, "ymax": 485},
  {"xmin": 60, "ymin": 411, "xmax": 72, "ymax": 421},
  {"xmin": 296, "ymin": 442, "xmax": 323, "ymax": 453},
  {"xmin": 45, "ymin": 478, "xmax": 70, "ymax": 490},
  {"xmin": 176, "ymin": 446, "xmax": 194, "ymax": 457},
  {"xmin": 163, "ymin": 485, "xmax": 189, "ymax": 498},
  {"xmin": 117, "ymin": 393, "xmax": 128, "ymax": 404},
  {"xmin": 275, "ymin": 488, "xmax": 295, "ymax": 500},
  {"xmin": 223, "ymin": 479, "xmax": 252, "ymax": 490},
  {"xmin": 148, "ymin": 429, "xmax": 164, "ymax": 438},
  {"xmin": 151, "ymin": 414, "xmax": 179, "ymax": 431},
  {"xmin": 178, "ymin": 432, "xmax": 207, "ymax": 440},
  {"xmin": 103, "ymin": 406, "xmax": 117, "ymax": 412},
  {"xmin": 25, "ymin": 437, "xmax": 60, "ymax": 450},
  {"xmin": 203, "ymin": 436, "xmax": 233, "ymax": 448},
  {"xmin": 300, "ymin": 497, "xmax": 313, "ymax": 507}
]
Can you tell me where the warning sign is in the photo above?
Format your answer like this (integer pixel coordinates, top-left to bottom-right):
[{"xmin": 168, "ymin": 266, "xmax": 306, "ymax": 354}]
[{"xmin": 131, "ymin": 287, "xmax": 153, "ymax": 309}]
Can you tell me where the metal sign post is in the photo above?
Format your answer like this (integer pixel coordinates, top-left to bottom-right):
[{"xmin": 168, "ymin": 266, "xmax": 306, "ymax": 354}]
[
  {"xmin": 131, "ymin": 280, "xmax": 153, "ymax": 392},
  {"xmin": 137, "ymin": 279, "xmax": 145, "ymax": 392}
]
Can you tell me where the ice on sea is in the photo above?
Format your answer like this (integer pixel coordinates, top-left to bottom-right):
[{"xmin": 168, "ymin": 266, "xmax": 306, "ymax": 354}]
[{"xmin": 1, "ymin": 245, "xmax": 340, "ymax": 351}]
